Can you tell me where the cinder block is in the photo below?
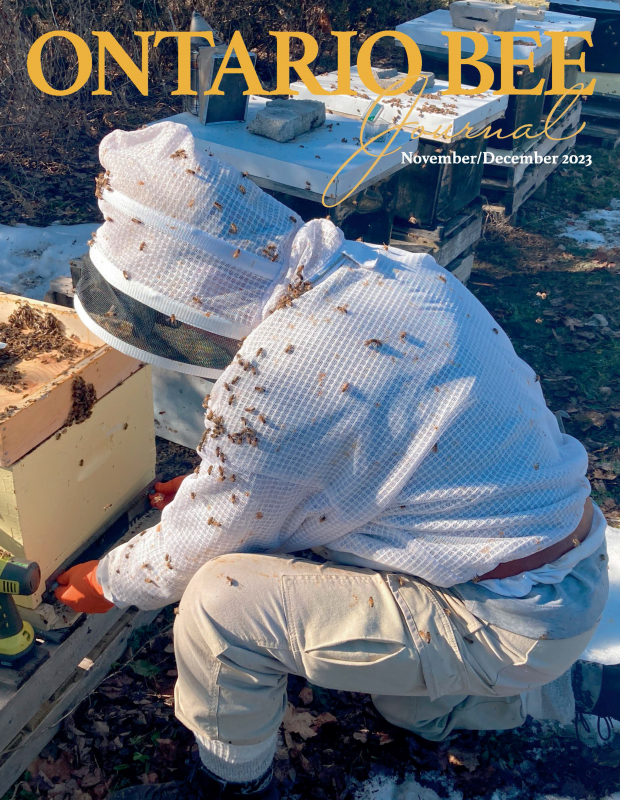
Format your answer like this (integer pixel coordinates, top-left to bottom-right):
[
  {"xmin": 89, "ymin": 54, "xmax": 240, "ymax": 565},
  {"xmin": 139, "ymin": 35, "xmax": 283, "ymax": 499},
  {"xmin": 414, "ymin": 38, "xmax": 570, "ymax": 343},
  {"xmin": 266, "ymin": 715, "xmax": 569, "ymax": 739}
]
[
  {"xmin": 450, "ymin": 1, "xmax": 517, "ymax": 32},
  {"xmin": 514, "ymin": 3, "xmax": 545, "ymax": 20},
  {"xmin": 247, "ymin": 99, "xmax": 325, "ymax": 142}
]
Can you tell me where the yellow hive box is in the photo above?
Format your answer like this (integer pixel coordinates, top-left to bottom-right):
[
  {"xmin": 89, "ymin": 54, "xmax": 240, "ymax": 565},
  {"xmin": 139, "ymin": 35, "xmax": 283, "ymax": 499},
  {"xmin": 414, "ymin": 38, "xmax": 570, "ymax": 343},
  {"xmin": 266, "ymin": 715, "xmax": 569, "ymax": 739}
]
[{"xmin": 0, "ymin": 295, "xmax": 156, "ymax": 607}]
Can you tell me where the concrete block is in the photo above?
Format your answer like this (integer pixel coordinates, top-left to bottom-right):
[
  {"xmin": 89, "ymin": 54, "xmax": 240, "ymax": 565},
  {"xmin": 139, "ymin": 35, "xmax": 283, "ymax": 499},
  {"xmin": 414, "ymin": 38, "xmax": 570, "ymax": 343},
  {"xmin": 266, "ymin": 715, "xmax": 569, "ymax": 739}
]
[
  {"xmin": 247, "ymin": 99, "xmax": 325, "ymax": 142},
  {"xmin": 514, "ymin": 3, "xmax": 545, "ymax": 20},
  {"xmin": 450, "ymin": 1, "xmax": 517, "ymax": 32}
]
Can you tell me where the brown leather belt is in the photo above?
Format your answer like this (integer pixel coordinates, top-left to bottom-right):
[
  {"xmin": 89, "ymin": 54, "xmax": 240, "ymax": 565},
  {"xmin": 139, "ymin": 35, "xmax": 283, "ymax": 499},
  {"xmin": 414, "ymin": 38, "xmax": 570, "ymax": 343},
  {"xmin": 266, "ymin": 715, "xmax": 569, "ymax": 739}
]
[{"xmin": 478, "ymin": 497, "xmax": 594, "ymax": 581}]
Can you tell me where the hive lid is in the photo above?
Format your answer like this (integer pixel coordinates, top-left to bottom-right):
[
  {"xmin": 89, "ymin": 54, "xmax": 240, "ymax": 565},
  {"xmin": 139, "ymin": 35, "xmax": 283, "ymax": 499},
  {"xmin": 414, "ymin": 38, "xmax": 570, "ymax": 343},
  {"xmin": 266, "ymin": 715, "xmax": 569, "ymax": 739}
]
[
  {"xmin": 290, "ymin": 68, "xmax": 509, "ymax": 142},
  {"xmin": 396, "ymin": 9, "xmax": 553, "ymax": 65}
]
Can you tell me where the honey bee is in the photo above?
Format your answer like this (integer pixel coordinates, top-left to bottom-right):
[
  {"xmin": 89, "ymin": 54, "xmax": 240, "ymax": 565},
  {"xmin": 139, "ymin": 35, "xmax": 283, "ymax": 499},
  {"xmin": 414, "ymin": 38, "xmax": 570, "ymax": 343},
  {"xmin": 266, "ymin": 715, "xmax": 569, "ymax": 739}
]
[
  {"xmin": 207, "ymin": 517, "xmax": 222, "ymax": 527},
  {"xmin": 218, "ymin": 465, "xmax": 225, "ymax": 477},
  {"xmin": 255, "ymin": 347, "xmax": 264, "ymax": 357},
  {"xmin": 186, "ymin": 169, "xmax": 196, "ymax": 175},
  {"xmin": 245, "ymin": 406, "xmax": 256, "ymax": 413},
  {"xmin": 231, "ymin": 375, "xmax": 240, "ymax": 385},
  {"xmin": 226, "ymin": 575, "xmax": 235, "ymax": 585},
  {"xmin": 239, "ymin": 185, "xmax": 246, "ymax": 194},
  {"xmin": 289, "ymin": 216, "xmax": 297, "ymax": 224},
  {"xmin": 431, "ymin": 443, "xmax": 438, "ymax": 453},
  {"xmin": 305, "ymin": 181, "xmax": 311, "ymax": 190},
  {"xmin": 188, "ymin": 199, "xmax": 195, "ymax": 208},
  {"xmin": 364, "ymin": 339, "xmax": 382, "ymax": 348},
  {"xmin": 122, "ymin": 270, "xmax": 130, "ymax": 280},
  {"xmin": 170, "ymin": 148, "xmax": 187, "ymax": 159},
  {"xmin": 170, "ymin": 315, "xmax": 176, "ymax": 324},
  {"xmin": 382, "ymin": 244, "xmax": 388, "ymax": 251},
  {"xmin": 336, "ymin": 305, "xmax": 348, "ymax": 314},
  {"xmin": 341, "ymin": 138, "xmax": 347, "ymax": 143},
  {"xmin": 258, "ymin": 414, "xmax": 266, "ymax": 424},
  {"xmin": 229, "ymin": 223, "xmax": 238, "ymax": 234},
  {"xmin": 242, "ymin": 171, "xmax": 249, "ymax": 177},
  {"xmin": 419, "ymin": 630, "xmax": 431, "ymax": 643},
  {"xmin": 254, "ymin": 386, "xmax": 265, "ymax": 393},
  {"xmin": 106, "ymin": 216, "xmax": 114, "ymax": 222},
  {"xmin": 230, "ymin": 474, "xmax": 236, "ymax": 482},
  {"xmin": 214, "ymin": 202, "xmax": 223, "ymax": 211},
  {"xmin": 284, "ymin": 343, "xmax": 294, "ymax": 354},
  {"xmin": 256, "ymin": 512, "xmax": 263, "ymax": 519},
  {"xmin": 492, "ymin": 328, "xmax": 499, "ymax": 335},
  {"xmin": 319, "ymin": 515, "xmax": 326, "ymax": 522},
  {"xmin": 315, "ymin": 155, "xmax": 321, "ymax": 159},
  {"xmin": 190, "ymin": 491, "xmax": 196, "ymax": 499},
  {"xmin": 131, "ymin": 218, "xmax": 143, "ymax": 224},
  {"xmin": 341, "ymin": 382, "xmax": 349, "ymax": 392},
  {"xmin": 137, "ymin": 180, "xmax": 145, "ymax": 186},
  {"xmin": 231, "ymin": 494, "xmax": 237, "ymax": 504},
  {"xmin": 399, "ymin": 331, "xmax": 407, "ymax": 341},
  {"xmin": 193, "ymin": 296, "xmax": 202, "ymax": 304},
  {"xmin": 228, "ymin": 394, "xmax": 234, "ymax": 405},
  {"xmin": 233, "ymin": 249, "xmax": 241, "ymax": 258},
  {"xmin": 437, "ymin": 275, "xmax": 447, "ymax": 283},
  {"xmin": 368, "ymin": 597, "xmax": 374, "ymax": 608},
  {"xmin": 139, "ymin": 242, "xmax": 146, "ymax": 251},
  {"xmin": 398, "ymin": 576, "xmax": 405, "ymax": 587}
]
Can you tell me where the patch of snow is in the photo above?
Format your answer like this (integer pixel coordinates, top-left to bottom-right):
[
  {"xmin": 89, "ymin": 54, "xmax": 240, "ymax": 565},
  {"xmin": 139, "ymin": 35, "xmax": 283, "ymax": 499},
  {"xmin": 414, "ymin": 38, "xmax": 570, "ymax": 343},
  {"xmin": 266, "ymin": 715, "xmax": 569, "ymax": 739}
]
[
  {"xmin": 580, "ymin": 525, "xmax": 620, "ymax": 665},
  {"xmin": 0, "ymin": 222, "xmax": 95, "ymax": 300},
  {"xmin": 561, "ymin": 199, "xmax": 620, "ymax": 249},
  {"xmin": 353, "ymin": 772, "xmax": 462, "ymax": 800}
]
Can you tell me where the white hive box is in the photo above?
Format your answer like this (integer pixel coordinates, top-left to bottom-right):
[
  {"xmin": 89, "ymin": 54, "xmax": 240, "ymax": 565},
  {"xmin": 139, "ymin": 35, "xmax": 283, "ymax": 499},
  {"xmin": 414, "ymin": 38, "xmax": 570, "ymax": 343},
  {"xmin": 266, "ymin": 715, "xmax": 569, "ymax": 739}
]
[
  {"xmin": 161, "ymin": 97, "xmax": 415, "ymax": 202},
  {"xmin": 0, "ymin": 294, "xmax": 156, "ymax": 608},
  {"xmin": 396, "ymin": 9, "xmax": 554, "ymax": 148},
  {"xmin": 291, "ymin": 68, "xmax": 508, "ymax": 142}
]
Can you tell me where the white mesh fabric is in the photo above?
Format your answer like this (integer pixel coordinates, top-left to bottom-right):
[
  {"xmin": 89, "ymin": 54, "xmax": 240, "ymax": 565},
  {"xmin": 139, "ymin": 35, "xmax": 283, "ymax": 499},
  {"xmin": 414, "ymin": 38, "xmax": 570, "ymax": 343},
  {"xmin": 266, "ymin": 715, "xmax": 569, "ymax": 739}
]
[
  {"xmin": 98, "ymin": 221, "xmax": 590, "ymax": 610},
  {"xmin": 92, "ymin": 121, "xmax": 302, "ymax": 338}
]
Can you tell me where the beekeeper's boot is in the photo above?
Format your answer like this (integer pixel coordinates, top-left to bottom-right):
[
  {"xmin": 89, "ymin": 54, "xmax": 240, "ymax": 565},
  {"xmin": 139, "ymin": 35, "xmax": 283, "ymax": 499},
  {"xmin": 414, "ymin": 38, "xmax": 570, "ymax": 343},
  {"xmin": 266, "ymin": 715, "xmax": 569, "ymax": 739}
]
[
  {"xmin": 574, "ymin": 660, "xmax": 619, "ymax": 740},
  {"xmin": 109, "ymin": 763, "xmax": 279, "ymax": 799}
]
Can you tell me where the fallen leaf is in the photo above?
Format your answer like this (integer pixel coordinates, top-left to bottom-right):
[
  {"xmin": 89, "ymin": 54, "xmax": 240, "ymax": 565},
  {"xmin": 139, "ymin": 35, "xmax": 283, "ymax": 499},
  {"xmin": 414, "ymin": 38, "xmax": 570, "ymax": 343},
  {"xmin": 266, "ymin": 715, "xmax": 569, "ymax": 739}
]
[
  {"xmin": 353, "ymin": 731, "xmax": 368, "ymax": 743},
  {"xmin": 282, "ymin": 703, "xmax": 318, "ymax": 740},
  {"xmin": 298, "ymin": 686, "xmax": 313, "ymax": 705},
  {"xmin": 448, "ymin": 748, "xmax": 480, "ymax": 772}
]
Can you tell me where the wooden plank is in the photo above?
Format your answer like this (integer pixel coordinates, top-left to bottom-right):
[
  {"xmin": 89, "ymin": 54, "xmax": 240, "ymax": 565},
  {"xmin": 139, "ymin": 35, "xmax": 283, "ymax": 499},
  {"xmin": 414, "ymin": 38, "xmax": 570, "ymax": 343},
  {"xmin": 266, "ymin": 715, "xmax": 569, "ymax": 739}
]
[
  {"xmin": 0, "ymin": 607, "xmax": 127, "ymax": 753},
  {"xmin": 0, "ymin": 607, "xmax": 158, "ymax": 798},
  {"xmin": 390, "ymin": 208, "xmax": 482, "ymax": 266},
  {"xmin": 483, "ymin": 134, "xmax": 575, "ymax": 216},
  {"xmin": 0, "ymin": 294, "xmax": 144, "ymax": 468},
  {"xmin": 482, "ymin": 103, "xmax": 582, "ymax": 188},
  {"xmin": 0, "ymin": 368, "xmax": 156, "ymax": 607}
]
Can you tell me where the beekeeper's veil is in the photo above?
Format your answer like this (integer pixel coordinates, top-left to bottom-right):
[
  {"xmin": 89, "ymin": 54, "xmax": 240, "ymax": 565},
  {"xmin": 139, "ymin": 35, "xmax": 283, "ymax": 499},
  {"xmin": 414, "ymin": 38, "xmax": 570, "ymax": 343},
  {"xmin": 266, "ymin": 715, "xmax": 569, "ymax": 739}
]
[{"xmin": 73, "ymin": 121, "xmax": 307, "ymax": 379}]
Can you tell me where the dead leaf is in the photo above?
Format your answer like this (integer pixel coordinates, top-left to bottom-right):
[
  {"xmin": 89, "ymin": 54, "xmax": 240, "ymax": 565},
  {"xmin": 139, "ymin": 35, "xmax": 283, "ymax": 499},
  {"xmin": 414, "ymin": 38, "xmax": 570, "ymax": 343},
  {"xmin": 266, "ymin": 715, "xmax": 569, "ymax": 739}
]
[
  {"xmin": 282, "ymin": 703, "xmax": 318, "ymax": 740},
  {"xmin": 353, "ymin": 731, "xmax": 368, "ymax": 743},
  {"xmin": 312, "ymin": 711, "xmax": 337, "ymax": 731},
  {"xmin": 299, "ymin": 686, "xmax": 313, "ymax": 705},
  {"xmin": 448, "ymin": 748, "xmax": 480, "ymax": 772}
]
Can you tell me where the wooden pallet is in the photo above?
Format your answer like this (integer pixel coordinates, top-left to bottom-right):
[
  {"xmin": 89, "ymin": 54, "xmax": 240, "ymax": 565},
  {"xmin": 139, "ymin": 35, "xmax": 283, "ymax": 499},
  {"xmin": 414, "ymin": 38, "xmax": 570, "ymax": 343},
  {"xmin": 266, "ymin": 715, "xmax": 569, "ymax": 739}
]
[
  {"xmin": 0, "ymin": 504, "xmax": 161, "ymax": 798},
  {"xmin": 482, "ymin": 102, "xmax": 582, "ymax": 190},
  {"xmin": 482, "ymin": 133, "xmax": 577, "ymax": 218},
  {"xmin": 390, "ymin": 200, "xmax": 483, "ymax": 271}
]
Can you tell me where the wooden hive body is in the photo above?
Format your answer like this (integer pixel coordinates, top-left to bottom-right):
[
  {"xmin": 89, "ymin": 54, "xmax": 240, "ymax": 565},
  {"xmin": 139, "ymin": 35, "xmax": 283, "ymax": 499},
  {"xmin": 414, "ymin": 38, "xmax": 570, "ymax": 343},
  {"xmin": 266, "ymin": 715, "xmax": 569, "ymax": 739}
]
[{"xmin": 0, "ymin": 295, "xmax": 156, "ymax": 607}]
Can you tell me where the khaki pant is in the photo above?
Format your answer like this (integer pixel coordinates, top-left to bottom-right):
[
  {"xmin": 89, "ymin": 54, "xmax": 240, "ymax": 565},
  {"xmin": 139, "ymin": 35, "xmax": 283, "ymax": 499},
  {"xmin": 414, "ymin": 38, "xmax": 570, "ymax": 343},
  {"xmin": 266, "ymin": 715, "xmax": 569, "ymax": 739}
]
[{"xmin": 174, "ymin": 554, "xmax": 596, "ymax": 745}]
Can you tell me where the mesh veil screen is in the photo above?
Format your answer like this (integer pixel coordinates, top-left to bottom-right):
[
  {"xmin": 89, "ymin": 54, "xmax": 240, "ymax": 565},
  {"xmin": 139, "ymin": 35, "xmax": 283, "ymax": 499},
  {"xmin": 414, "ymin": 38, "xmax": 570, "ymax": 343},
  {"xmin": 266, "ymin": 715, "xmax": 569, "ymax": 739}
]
[{"xmin": 76, "ymin": 256, "xmax": 240, "ymax": 374}]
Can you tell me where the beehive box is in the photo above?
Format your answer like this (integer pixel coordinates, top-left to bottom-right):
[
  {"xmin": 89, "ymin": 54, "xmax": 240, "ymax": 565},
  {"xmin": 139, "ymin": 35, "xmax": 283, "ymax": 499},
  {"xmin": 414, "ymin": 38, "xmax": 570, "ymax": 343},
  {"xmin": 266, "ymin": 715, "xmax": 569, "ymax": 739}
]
[{"xmin": 0, "ymin": 294, "xmax": 156, "ymax": 607}]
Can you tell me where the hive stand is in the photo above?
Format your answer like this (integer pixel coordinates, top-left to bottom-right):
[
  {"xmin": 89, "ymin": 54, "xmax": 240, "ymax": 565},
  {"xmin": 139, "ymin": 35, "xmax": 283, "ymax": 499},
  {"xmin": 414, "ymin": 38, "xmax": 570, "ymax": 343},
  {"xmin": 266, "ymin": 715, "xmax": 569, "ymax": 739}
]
[{"xmin": 0, "ymin": 506, "xmax": 162, "ymax": 799}]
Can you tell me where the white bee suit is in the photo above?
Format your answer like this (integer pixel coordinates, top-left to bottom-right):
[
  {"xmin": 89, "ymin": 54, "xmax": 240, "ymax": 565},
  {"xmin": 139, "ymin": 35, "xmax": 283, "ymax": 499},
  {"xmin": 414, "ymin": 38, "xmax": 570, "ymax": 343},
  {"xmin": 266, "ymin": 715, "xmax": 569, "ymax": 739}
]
[
  {"xmin": 96, "ymin": 217, "xmax": 591, "ymax": 609},
  {"xmin": 87, "ymin": 125, "xmax": 607, "ymax": 773}
]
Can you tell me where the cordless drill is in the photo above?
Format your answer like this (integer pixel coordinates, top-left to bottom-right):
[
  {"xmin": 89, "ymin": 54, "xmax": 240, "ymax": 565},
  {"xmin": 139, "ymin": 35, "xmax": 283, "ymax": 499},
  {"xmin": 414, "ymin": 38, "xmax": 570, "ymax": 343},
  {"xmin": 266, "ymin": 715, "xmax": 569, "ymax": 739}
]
[{"xmin": 0, "ymin": 557, "xmax": 40, "ymax": 668}]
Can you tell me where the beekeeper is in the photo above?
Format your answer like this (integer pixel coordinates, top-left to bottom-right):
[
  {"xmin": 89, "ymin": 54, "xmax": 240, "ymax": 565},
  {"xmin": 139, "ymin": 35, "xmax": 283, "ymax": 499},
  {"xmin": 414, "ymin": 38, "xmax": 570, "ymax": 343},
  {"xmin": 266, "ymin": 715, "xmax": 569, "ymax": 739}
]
[{"xmin": 55, "ymin": 122, "xmax": 612, "ymax": 800}]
